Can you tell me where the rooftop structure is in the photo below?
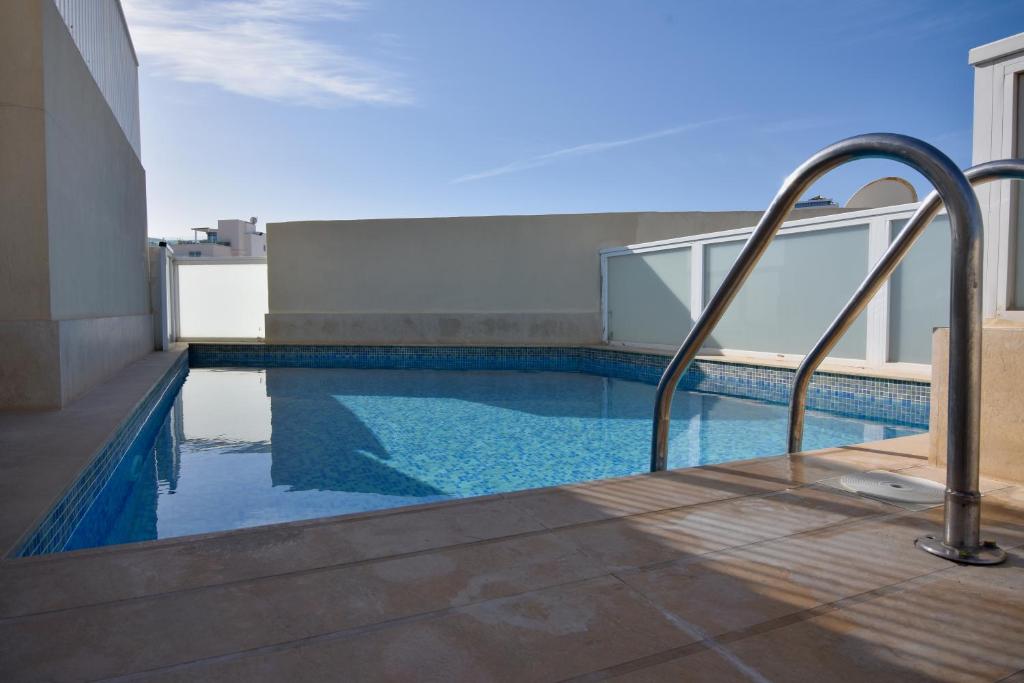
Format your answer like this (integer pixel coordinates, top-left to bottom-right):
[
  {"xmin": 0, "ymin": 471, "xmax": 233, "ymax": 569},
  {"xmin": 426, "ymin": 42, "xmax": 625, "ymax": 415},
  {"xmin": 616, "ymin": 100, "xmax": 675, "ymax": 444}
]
[{"xmin": 795, "ymin": 194, "xmax": 837, "ymax": 208}]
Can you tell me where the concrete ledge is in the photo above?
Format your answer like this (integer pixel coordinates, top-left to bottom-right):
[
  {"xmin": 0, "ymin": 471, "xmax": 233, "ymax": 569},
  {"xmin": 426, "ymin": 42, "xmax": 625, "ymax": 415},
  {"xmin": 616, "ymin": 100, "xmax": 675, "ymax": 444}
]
[{"xmin": 265, "ymin": 312, "xmax": 603, "ymax": 345}]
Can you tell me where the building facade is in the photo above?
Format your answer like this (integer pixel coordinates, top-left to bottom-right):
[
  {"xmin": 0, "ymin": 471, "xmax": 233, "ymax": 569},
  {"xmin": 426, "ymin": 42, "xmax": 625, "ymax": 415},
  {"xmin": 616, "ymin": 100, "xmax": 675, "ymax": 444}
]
[{"xmin": 0, "ymin": 0, "xmax": 150, "ymax": 409}]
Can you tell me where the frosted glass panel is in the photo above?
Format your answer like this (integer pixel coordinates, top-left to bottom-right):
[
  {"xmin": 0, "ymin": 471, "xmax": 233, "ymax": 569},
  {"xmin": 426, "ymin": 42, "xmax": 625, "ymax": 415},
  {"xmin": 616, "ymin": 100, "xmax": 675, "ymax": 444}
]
[
  {"xmin": 607, "ymin": 247, "xmax": 691, "ymax": 346},
  {"xmin": 703, "ymin": 226, "xmax": 869, "ymax": 358},
  {"xmin": 888, "ymin": 216, "xmax": 949, "ymax": 363},
  {"xmin": 178, "ymin": 263, "xmax": 268, "ymax": 339}
]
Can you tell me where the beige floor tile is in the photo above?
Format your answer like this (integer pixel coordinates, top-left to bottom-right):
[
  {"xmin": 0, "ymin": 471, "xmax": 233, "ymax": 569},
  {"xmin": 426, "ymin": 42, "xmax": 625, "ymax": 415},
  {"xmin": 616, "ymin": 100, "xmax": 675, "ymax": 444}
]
[
  {"xmin": 618, "ymin": 509, "xmax": 955, "ymax": 644},
  {"xmin": 606, "ymin": 647, "xmax": 768, "ymax": 683},
  {"xmin": 915, "ymin": 499, "xmax": 1024, "ymax": 552},
  {"xmin": 0, "ymin": 532, "xmax": 605, "ymax": 681},
  {"xmin": 896, "ymin": 465, "xmax": 1013, "ymax": 493},
  {"xmin": 725, "ymin": 448, "xmax": 923, "ymax": 488},
  {"xmin": 509, "ymin": 464, "xmax": 792, "ymax": 529},
  {"xmin": 0, "ymin": 495, "xmax": 544, "ymax": 618},
  {"xmin": 988, "ymin": 485, "xmax": 1024, "ymax": 512},
  {"xmin": 555, "ymin": 486, "xmax": 891, "ymax": 573},
  {"xmin": 137, "ymin": 577, "xmax": 698, "ymax": 683},
  {"xmin": 718, "ymin": 568, "xmax": 1024, "ymax": 683}
]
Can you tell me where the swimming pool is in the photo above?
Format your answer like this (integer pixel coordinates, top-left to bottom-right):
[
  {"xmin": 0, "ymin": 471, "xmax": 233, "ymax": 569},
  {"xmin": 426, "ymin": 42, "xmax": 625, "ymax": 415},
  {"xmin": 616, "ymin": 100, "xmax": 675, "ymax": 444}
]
[
  {"xmin": 53, "ymin": 361, "xmax": 922, "ymax": 553},
  {"xmin": 16, "ymin": 345, "xmax": 930, "ymax": 556}
]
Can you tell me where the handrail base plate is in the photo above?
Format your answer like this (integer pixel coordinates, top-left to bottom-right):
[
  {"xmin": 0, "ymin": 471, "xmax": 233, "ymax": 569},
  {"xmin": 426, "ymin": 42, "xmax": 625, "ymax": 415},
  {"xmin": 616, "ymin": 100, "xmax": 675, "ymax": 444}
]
[{"xmin": 915, "ymin": 535, "xmax": 1006, "ymax": 565}]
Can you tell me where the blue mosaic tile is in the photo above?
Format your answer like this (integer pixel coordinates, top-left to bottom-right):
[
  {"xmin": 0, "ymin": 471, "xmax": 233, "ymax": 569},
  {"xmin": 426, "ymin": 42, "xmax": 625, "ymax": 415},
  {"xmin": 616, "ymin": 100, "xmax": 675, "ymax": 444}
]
[{"xmin": 189, "ymin": 344, "xmax": 930, "ymax": 427}]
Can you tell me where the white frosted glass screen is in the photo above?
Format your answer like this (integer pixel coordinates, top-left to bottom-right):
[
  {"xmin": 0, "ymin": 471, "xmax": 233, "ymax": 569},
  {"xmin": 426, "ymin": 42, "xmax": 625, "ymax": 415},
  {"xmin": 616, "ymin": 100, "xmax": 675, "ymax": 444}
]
[
  {"xmin": 888, "ymin": 216, "xmax": 949, "ymax": 363},
  {"xmin": 177, "ymin": 263, "xmax": 268, "ymax": 339},
  {"xmin": 702, "ymin": 226, "xmax": 869, "ymax": 358},
  {"xmin": 607, "ymin": 248, "xmax": 691, "ymax": 346}
]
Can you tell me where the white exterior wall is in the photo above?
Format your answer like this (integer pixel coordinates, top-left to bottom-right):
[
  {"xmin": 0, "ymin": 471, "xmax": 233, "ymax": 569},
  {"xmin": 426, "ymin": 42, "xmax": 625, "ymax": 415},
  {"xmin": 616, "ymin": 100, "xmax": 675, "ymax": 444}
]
[
  {"xmin": 52, "ymin": 0, "xmax": 140, "ymax": 157},
  {"xmin": 970, "ymin": 32, "xmax": 1024, "ymax": 320},
  {"xmin": 178, "ymin": 243, "xmax": 232, "ymax": 258},
  {"xmin": 216, "ymin": 219, "xmax": 266, "ymax": 257}
]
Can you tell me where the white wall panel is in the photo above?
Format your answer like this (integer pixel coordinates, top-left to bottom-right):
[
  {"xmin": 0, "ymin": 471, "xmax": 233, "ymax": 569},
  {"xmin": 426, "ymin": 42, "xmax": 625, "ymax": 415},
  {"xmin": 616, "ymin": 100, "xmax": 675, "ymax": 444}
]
[
  {"xmin": 177, "ymin": 262, "xmax": 268, "ymax": 339},
  {"xmin": 606, "ymin": 247, "xmax": 692, "ymax": 346},
  {"xmin": 53, "ymin": 0, "xmax": 140, "ymax": 156}
]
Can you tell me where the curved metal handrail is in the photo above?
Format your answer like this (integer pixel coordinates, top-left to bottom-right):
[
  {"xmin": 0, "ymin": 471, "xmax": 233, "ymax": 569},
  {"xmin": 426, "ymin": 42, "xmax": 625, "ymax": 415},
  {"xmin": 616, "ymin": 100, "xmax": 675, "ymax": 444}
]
[
  {"xmin": 787, "ymin": 160, "xmax": 1024, "ymax": 456},
  {"xmin": 649, "ymin": 133, "xmax": 1004, "ymax": 565}
]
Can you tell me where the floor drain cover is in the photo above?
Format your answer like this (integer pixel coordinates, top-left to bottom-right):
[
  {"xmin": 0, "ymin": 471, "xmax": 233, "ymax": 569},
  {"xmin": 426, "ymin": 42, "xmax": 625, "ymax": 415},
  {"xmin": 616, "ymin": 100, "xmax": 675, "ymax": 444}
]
[{"xmin": 837, "ymin": 470, "xmax": 945, "ymax": 507}]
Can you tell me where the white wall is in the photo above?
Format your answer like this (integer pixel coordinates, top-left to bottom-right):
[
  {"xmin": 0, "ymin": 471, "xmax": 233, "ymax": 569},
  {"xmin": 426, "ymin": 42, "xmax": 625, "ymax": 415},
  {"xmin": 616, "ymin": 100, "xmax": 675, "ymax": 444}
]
[
  {"xmin": 177, "ymin": 261, "xmax": 268, "ymax": 339},
  {"xmin": 52, "ymin": 0, "xmax": 140, "ymax": 157},
  {"xmin": 970, "ymin": 32, "xmax": 1024, "ymax": 320}
]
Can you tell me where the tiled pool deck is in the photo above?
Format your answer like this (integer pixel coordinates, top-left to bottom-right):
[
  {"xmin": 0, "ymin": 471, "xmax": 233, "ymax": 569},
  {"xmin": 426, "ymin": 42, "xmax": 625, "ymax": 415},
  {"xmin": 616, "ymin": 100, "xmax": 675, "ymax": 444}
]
[{"xmin": 1, "ymin": 349, "xmax": 1022, "ymax": 681}]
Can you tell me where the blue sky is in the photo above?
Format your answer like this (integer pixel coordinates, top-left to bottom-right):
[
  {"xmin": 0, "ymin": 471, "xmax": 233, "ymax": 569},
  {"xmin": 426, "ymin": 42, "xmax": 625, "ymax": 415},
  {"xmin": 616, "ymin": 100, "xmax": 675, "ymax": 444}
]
[{"xmin": 123, "ymin": 0, "xmax": 1024, "ymax": 239}]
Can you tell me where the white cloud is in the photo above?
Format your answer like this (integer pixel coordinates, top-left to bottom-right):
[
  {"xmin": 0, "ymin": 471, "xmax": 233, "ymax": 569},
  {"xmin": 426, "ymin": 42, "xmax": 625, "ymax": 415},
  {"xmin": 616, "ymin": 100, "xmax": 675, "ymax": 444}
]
[
  {"xmin": 122, "ymin": 0, "xmax": 411, "ymax": 106},
  {"xmin": 452, "ymin": 118, "xmax": 737, "ymax": 184}
]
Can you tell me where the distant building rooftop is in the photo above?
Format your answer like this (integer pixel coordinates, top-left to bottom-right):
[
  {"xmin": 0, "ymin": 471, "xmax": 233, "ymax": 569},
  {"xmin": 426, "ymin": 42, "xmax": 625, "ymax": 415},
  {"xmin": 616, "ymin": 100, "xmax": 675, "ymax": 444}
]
[{"xmin": 795, "ymin": 194, "xmax": 838, "ymax": 209}]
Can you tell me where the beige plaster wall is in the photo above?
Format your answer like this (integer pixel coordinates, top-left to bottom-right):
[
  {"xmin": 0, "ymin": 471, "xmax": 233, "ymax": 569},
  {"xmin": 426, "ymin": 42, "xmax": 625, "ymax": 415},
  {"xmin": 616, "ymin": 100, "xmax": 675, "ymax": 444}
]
[
  {"xmin": 0, "ymin": 2, "xmax": 151, "ymax": 409},
  {"xmin": 42, "ymin": 0, "xmax": 149, "ymax": 321},
  {"xmin": 0, "ymin": 1, "xmax": 50, "ymax": 321},
  {"xmin": 266, "ymin": 208, "xmax": 851, "ymax": 345},
  {"xmin": 58, "ymin": 314, "xmax": 153, "ymax": 404},
  {"xmin": 267, "ymin": 213, "xmax": 637, "ymax": 344},
  {"xmin": 0, "ymin": 321, "xmax": 61, "ymax": 410},
  {"xmin": 929, "ymin": 324, "xmax": 1024, "ymax": 483},
  {"xmin": 269, "ymin": 213, "xmax": 637, "ymax": 317}
]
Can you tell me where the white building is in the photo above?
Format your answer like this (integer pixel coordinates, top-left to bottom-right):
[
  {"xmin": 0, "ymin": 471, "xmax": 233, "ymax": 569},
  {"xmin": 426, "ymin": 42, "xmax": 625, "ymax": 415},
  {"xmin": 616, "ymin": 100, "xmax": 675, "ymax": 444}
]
[
  {"xmin": 216, "ymin": 218, "xmax": 267, "ymax": 257},
  {"xmin": 173, "ymin": 218, "xmax": 267, "ymax": 259}
]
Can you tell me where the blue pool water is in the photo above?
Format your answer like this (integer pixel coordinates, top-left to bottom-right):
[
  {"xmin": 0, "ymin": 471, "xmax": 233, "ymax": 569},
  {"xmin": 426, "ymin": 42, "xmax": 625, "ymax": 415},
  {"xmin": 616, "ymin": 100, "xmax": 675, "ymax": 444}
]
[{"xmin": 67, "ymin": 367, "xmax": 922, "ymax": 550}]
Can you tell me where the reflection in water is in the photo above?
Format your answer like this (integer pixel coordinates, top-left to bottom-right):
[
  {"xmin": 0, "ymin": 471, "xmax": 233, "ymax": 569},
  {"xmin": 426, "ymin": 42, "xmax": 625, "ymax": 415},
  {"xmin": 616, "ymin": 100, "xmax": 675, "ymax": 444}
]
[{"xmin": 79, "ymin": 368, "xmax": 922, "ymax": 549}]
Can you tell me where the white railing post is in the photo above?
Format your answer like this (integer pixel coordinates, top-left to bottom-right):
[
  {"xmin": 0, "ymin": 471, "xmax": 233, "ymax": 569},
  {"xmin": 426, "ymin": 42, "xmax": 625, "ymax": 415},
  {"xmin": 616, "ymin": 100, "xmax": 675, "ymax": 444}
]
[
  {"xmin": 156, "ymin": 243, "xmax": 172, "ymax": 350},
  {"xmin": 689, "ymin": 242, "xmax": 705, "ymax": 329},
  {"xmin": 864, "ymin": 216, "xmax": 891, "ymax": 366}
]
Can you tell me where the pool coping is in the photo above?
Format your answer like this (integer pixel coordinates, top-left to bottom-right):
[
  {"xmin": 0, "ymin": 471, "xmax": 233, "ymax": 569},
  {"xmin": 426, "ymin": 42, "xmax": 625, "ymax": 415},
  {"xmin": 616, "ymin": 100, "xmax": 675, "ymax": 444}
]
[
  {"xmin": 5, "ymin": 431, "xmax": 944, "ymax": 567},
  {"xmin": 0, "ymin": 345, "xmax": 188, "ymax": 559}
]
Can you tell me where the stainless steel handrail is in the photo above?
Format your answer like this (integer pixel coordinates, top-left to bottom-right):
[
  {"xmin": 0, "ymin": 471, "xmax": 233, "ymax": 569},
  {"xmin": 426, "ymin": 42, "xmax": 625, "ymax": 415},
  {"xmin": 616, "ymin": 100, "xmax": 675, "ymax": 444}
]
[
  {"xmin": 649, "ymin": 133, "xmax": 1004, "ymax": 565},
  {"xmin": 787, "ymin": 160, "xmax": 1024, "ymax": 452},
  {"xmin": 784, "ymin": 160, "xmax": 1023, "ymax": 565}
]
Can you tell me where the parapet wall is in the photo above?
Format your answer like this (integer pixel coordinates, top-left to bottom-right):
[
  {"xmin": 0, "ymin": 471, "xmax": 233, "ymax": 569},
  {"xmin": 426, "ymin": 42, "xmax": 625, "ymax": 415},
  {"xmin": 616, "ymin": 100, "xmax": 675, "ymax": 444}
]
[{"xmin": 264, "ymin": 209, "xmax": 845, "ymax": 346}]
